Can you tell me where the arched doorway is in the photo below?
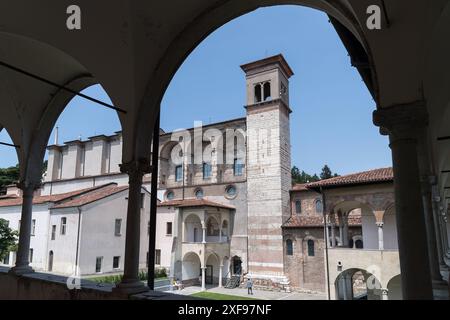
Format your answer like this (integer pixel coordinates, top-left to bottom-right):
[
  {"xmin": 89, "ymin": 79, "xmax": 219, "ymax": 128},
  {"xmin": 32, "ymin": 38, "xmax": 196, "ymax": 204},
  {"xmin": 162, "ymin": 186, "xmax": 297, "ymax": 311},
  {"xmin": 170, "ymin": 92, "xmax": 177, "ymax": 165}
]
[
  {"xmin": 231, "ymin": 256, "xmax": 242, "ymax": 275},
  {"xmin": 205, "ymin": 253, "xmax": 220, "ymax": 285},
  {"xmin": 182, "ymin": 252, "xmax": 201, "ymax": 286}
]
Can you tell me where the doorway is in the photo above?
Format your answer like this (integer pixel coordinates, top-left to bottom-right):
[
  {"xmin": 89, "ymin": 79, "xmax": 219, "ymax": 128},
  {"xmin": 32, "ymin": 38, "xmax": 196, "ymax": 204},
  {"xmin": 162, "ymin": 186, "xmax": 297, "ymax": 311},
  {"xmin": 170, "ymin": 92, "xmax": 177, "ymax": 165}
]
[{"xmin": 205, "ymin": 265, "xmax": 213, "ymax": 284}]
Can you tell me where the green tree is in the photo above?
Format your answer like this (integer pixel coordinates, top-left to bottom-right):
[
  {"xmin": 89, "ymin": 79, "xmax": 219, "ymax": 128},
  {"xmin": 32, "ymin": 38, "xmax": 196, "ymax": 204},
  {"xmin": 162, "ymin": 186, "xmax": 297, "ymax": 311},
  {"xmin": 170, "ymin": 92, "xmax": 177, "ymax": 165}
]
[
  {"xmin": 320, "ymin": 165, "xmax": 333, "ymax": 180},
  {"xmin": 0, "ymin": 164, "xmax": 20, "ymax": 195},
  {"xmin": 0, "ymin": 218, "xmax": 18, "ymax": 261}
]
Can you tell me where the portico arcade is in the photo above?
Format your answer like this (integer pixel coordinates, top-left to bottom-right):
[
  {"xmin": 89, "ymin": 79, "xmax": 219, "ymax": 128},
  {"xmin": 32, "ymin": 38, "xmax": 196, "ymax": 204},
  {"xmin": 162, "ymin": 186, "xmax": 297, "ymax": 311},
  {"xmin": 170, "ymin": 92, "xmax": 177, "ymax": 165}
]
[{"xmin": 1, "ymin": 1, "xmax": 450, "ymax": 299}]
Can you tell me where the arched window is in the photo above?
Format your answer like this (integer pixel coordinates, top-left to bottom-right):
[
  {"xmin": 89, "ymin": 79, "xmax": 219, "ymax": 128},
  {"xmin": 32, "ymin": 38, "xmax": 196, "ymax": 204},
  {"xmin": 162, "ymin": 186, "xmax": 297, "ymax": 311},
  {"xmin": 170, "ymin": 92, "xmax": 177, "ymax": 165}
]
[
  {"xmin": 315, "ymin": 199, "xmax": 323, "ymax": 213},
  {"xmin": 355, "ymin": 239, "xmax": 364, "ymax": 249},
  {"xmin": 254, "ymin": 84, "xmax": 262, "ymax": 103},
  {"xmin": 207, "ymin": 218, "xmax": 219, "ymax": 236},
  {"xmin": 263, "ymin": 82, "xmax": 271, "ymax": 101},
  {"xmin": 286, "ymin": 239, "xmax": 293, "ymax": 256},
  {"xmin": 307, "ymin": 240, "xmax": 315, "ymax": 257},
  {"xmin": 295, "ymin": 200, "xmax": 301, "ymax": 214}
]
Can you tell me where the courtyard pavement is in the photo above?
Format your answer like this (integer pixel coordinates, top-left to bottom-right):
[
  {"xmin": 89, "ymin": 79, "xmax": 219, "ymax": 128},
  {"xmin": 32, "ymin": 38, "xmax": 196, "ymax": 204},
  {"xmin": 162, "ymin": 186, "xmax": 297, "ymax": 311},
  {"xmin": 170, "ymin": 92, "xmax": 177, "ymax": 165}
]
[{"xmin": 163, "ymin": 285, "xmax": 327, "ymax": 300}]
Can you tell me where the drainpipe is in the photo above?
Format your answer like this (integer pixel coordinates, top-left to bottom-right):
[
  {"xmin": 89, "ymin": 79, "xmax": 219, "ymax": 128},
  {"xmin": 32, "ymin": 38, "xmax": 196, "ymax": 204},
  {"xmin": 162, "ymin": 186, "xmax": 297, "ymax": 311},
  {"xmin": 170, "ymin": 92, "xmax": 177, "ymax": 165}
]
[
  {"xmin": 75, "ymin": 207, "xmax": 82, "ymax": 276},
  {"xmin": 319, "ymin": 186, "xmax": 331, "ymax": 300}
]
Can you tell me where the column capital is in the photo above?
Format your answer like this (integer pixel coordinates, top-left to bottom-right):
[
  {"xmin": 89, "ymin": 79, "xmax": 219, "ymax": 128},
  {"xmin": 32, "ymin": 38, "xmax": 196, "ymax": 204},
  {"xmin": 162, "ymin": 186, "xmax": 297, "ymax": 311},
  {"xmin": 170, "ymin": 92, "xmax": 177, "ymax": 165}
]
[
  {"xmin": 17, "ymin": 180, "xmax": 41, "ymax": 192},
  {"xmin": 373, "ymin": 101, "xmax": 428, "ymax": 141},
  {"xmin": 376, "ymin": 222, "xmax": 384, "ymax": 228},
  {"xmin": 120, "ymin": 159, "xmax": 151, "ymax": 180}
]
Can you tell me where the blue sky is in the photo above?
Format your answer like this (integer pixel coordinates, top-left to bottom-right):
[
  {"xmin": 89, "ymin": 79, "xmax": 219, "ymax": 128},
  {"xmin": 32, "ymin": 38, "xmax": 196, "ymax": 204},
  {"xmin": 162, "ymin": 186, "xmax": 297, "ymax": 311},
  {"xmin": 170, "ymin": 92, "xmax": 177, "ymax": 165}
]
[{"xmin": 0, "ymin": 5, "xmax": 391, "ymax": 175}]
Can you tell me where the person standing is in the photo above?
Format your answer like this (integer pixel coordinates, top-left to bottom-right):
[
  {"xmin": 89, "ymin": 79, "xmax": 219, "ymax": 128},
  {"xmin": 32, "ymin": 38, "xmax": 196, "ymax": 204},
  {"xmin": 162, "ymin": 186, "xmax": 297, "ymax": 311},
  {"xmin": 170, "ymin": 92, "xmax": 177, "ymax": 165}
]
[{"xmin": 247, "ymin": 277, "xmax": 253, "ymax": 295}]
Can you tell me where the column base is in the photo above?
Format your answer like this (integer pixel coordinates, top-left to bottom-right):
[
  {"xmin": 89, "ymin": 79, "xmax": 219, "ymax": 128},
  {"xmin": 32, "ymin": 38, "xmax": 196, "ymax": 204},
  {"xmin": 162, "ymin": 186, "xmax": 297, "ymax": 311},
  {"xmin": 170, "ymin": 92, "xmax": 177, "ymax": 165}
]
[
  {"xmin": 8, "ymin": 265, "xmax": 34, "ymax": 276},
  {"xmin": 112, "ymin": 280, "xmax": 148, "ymax": 296}
]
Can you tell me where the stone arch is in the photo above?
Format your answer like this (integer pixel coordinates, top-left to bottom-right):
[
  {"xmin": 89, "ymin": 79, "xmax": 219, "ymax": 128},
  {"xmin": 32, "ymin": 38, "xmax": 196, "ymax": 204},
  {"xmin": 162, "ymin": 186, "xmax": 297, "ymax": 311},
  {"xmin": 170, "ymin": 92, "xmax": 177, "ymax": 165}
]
[
  {"xmin": 182, "ymin": 251, "xmax": 202, "ymax": 284},
  {"xmin": 134, "ymin": 1, "xmax": 376, "ymax": 159},
  {"xmin": 206, "ymin": 216, "xmax": 220, "ymax": 237},
  {"xmin": 205, "ymin": 252, "xmax": 221, "ymax": 285},
  {"xmin": 335, "ymin": 268, "xmax": 382, "ymax": 300},
  {"xmin": 386, "ymin": 274, "xmax": 402, "ymax": 300},
  {"xmin": 0, "ymin": 32, "xmax": 122, "ymax": 184},
  {"xmin": 184, "ymin": 214, "xmax": 203, "ymax": 243}
]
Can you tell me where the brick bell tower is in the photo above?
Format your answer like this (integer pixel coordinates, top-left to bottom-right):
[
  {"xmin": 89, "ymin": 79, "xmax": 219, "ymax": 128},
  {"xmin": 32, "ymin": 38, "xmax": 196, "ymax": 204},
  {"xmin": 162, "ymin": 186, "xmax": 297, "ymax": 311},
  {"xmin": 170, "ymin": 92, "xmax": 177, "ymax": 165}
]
[{"xmin": 241, "ymin": 54, "xmax": 293, "ymax": 284}]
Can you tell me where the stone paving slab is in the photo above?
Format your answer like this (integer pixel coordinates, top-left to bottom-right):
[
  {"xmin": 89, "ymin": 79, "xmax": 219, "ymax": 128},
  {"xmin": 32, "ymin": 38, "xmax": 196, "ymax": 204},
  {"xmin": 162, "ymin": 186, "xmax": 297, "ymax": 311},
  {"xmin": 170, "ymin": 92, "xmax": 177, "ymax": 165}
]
[{"xmin": 165, "ymin": 285, "xmax": 327, "ymax": 300}]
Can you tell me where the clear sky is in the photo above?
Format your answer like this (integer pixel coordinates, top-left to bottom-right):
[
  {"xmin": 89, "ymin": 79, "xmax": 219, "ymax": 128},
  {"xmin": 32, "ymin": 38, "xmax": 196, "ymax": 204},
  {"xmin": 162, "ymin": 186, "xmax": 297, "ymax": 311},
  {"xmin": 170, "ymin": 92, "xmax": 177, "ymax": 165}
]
[{"xmin": 0, "ymin": 5, "xmax": 392, "ymax": 175}]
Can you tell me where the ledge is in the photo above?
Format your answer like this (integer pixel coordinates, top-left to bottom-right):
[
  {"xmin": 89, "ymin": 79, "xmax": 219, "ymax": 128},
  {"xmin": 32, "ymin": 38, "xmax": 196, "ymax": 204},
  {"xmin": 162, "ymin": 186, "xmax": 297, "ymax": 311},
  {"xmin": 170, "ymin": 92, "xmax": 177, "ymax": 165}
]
[{"xmin": 0, "ymin": 267, "xmax": 197, "ymax": 300}]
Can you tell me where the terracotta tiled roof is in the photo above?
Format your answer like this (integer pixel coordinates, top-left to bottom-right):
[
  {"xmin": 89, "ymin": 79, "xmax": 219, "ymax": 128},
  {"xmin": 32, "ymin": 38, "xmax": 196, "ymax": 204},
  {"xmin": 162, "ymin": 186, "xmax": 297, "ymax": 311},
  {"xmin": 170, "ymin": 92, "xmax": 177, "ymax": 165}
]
[
  {"xmin": 292, "ymin": 167, "xmax": 393, "ymax": 191},
  {"xmin": 158, "ymin": 198, "xmax": 235, "ymax": 210},
  {"xmin": 52, "ymin": 185, "xmax": 129, "ymax": 209},
  {"xmin": 291, "ymin": 184, "xmax": 309, "ymax": 191},
  {"xmin": 0, "ymin": 183, "xmax": 127, "ymax": 208},
  {"xmin": 283, "ymin": 214, "xmax": 362, "ymax": 228},
  {"xmin": 283, "ymin": 215, "xmax": 325, "ymax": 227}
]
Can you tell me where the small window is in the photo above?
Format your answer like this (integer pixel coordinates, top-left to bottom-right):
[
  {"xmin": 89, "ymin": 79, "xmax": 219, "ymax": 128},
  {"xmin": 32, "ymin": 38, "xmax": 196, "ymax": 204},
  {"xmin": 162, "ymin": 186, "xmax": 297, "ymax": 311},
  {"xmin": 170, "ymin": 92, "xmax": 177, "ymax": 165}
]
[
  {"xmin": 29, "ymin": 248, "xmax": 33, "ymax": 263},
  {"xmin": 175, "ymin": 165, "xmax": 183, "ymax": 182},
  {"xmin": 115, "ymin": 219, "xmax": 122, "ymax": 236},
  {"xmin": 254, "ymin": 84, "xmax": 262, "ymax": 103},
  {"xmin": 307, "ymin": 240, "xmax": 315, "ymax": 257},
  {"xmin": 113, "ymin": 256, "xmax": 120, "ymax": 269},
  {"xmin": 60, "ymin": 217, "xmax": 67, "ymax": 235},
  {"xmin": 95, "ymin": 257, "xmax": 103, "ymax": 273},
  {"xmin": 315, "ymin": 200, "xmax": 323, "ymax": 214},
  {"xmin": 31, "ymin": 219, "xmax": 36, "ymax": 236},
  {"xmin": 234, "ymin": 159, "xmax": 244, "ymax": 176},
  {"xmin": 203, "ymin": 162, "xmax": 212, "ymax": 179},
  {"xmin": 295, "ymin": 201, "xmax": 301, "ymax": 214},
  {"xmin": 263, "ymin": 82, "xmax": 271, "ymax": 101},
  {"xmin": 225, "ymin": 185, "xmax": 237, "ymax": 198},
  {"xmin": 51, "ymin": 225, "xmax": 56, "ymax": 240},
  {"xmin": 286, "ymin": 239, "xmax": 293, "ymax": 256},
  {"xmin": 166, "ymin": 191, "xmax": 175, "ymax": 201},
  {"xmin": 155, "ymin": 249, "xmax": 161, "ymax": 265},
  {"xmin": 166, "ymin": 222, "xmax": 173, "ymax": 236},
  {"xmin": 195, "ymin": 189, "xmax": 204, "ymax": 199}
]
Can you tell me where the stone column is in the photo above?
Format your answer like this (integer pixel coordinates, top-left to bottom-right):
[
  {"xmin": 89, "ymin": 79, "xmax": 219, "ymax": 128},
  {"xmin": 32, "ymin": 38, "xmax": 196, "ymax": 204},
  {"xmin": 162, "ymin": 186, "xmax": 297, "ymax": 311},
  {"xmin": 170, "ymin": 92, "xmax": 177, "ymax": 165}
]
[
  {"xmin": 417, "ymin": 132, "xmax": 445, "ymax": 283},
  {"xmin": 381, "ymin": 289, "xmax": 389, "ymax": 300},
  {"xmin": 325, "ymin": 222, "xmax": 330, "ymax": 247},
  {"xmin": 202, "ymin": 225, "xmax": 206, "ymax": 244},
  {"xmin": 219, "ymin": 264, "xmax": 223, "ymax": 288},
  {"xmin": 430, "ymin": 183, "xmax": 448, "ymax": 269},
  {"xmin": 114, "ymin": 159, "xmax": 150, "ymax": 295},
  {"xmin": 330, "ymin": 223, "xmax": 336, "ymax": 248},
  {"xmin": 376, "ymin": 222, "xmax": 384, "ymax": 251},
  {"xmin": 343, "ymin": 215, "xmax": 349, "ymax": 247},
  {"xmin": 201, "ymin": 267, "xmax": 206, "ymax": 291},
  {"xmin": 338, "ymin": 215, "xmax": 344, "ymax": 246},
  {"xmin": 9, "ymin": 181, "xmax": 40, "ymax": 275},
  {"xmin": 373, "ymin": 102, "xmax": 433, "ymax": 300}
]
